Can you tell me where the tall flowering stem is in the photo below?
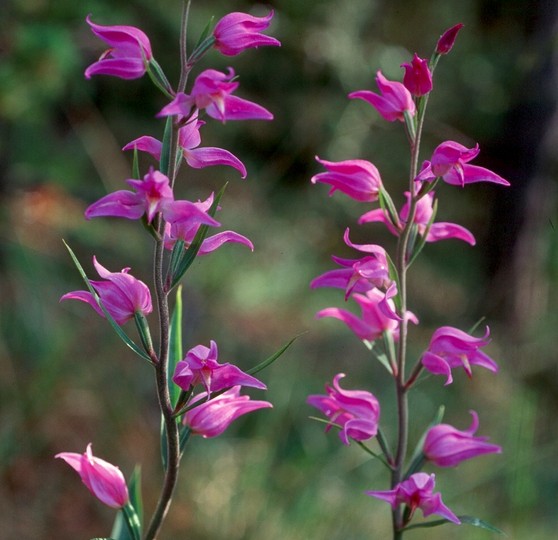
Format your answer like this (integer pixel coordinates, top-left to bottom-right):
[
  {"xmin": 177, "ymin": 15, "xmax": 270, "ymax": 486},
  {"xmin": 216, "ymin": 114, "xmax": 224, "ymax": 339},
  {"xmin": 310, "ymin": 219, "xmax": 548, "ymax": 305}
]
[
  {"xmin": 57, "ymin": 3, "xmax": 280, "ymax": 540},
  {"xmin": 309, "ymin": 25, "xmax": 505, "ymax": 539},
  {"xmin": 391, "ymin": 86, "xmax": 431, "ymax": 535}
]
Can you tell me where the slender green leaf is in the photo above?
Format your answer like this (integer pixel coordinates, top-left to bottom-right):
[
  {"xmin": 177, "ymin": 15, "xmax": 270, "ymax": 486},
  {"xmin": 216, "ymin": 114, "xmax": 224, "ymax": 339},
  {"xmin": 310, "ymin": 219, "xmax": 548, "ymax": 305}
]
[
  {"xmin": 179, "ymin": 425, "xmax": 191, "ymax": 458},
  {"xmin": 246, "ymin": 333, "xmax": 302, "ymax": 376},
  {"xmin": 459, "ymin": 516, "xmax": 506, "ymax": 535},
  {"xmin": 160, "ymin": 416, "xmax": 169, "ymax": 470},
  {"xmin": 145, "ymin": 59, "xmax": 174, "ymax": 99},
  {"xmin": 403, "ymin": 515, "xmax": 506, "ymax": 535},
  {"xmin": 134, "ymin": 312, "xmax": 155, "ymax": 358},
  {"xmin": 128, "ymin": 467, "xmax": 143, "ymax": 530},
  {"xmin": 403, "ymin": 109, "xmax": 417, "ymax": 141},
  {"xmin": 159, "ymin": 116, "xmax": 174, "ymax": 176},
  {"xmin": 374, "ymin": 352, "xmax": 393, "ymax": 375},
  {"xmin": 468, "ymin": 316, "xmax": 487, "ymax": 334},
  {"xmin": 168, "ymin": 286, "xmax": 183, "ymax": 407},
  {"xmin": 132, "ymin": 147, "xmax": 140, "ymax": 180},
  {"xmin": 122, "ymin": 503, "xmax": 141, "ymax": 540},
  {"xmin": 403, "ymin": 518, "xmax": 450, "ymax": 531},
  {"xmin": 63, "ymin": 241, "xmax": 152, "ymax": 364},
  {"xmin": 194, "ymin": 17, "xmax": 215, "ymax": 50},
  {"xmin": 379, "ymin": 186, "xmax": 401, "ymax": 230},
  {"xmin": 170, "ymin": 183, "xmax": 228, "ymax": 289}
]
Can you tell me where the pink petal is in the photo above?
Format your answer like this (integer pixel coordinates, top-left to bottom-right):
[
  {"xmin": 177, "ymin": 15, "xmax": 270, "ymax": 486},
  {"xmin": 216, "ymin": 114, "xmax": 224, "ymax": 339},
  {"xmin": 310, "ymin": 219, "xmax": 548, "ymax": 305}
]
[
  {"xmin": 185, "ymin": 147, "xmax": 247, "ymax": 178},
  {"xmin": 427, "ymin": 222, "xmax": 476, "ymax": 245},
  {"xmin": 122, "ymin": 136, "xmax": 162, "ymax": 160},
  {"xmin": 198, "ymin": 231, "xmax": 254, "ymax": 255},
  {"xmin": 85, "ymin": 190, "xmax": 144, "ymax": 220}
]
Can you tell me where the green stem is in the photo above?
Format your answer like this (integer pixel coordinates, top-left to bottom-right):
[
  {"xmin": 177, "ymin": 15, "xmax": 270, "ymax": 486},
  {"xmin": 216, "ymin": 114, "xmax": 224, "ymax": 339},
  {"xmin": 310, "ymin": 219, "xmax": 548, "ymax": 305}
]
[
  {"xmin": 391, "ymin": 93, "xmax": 431, "ymax": 538},
  {"xmin": 144, "ymin": 233, "xmax": 180, "ymax": 540}
]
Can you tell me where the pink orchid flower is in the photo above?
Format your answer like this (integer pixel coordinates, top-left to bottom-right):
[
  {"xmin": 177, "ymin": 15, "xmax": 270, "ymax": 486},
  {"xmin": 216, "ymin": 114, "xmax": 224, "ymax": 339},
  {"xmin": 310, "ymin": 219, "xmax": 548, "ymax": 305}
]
[
  {"xmin": 183, "ymin": 386, "xmax": 272, "ymax": 438},
  {"xmin": 424, "ymin": 411, "xmax": 502, "ymax": 467},
  {"xmin": 55, "ymin": 443, "xmax": 129, "ymax": 508},
  {"xmin": 123, "ymin": 112, "xmax": 247, "ymax": 178},
  {"xmin": 60, "ymin": 256, "xmax": 152, "ymax": 325},
  {"xmin": 359, "ymin": 190, "xmax": 476, "ymax": 245},
  {"xmin": 316, "ymin": 288, "xmax": 400, "ymax": 342},
  {"xmin": 401, "ymin": 53, "xmax": 432, "ymax": 96},
  {"xmin": 163, "ymin": 193, "xmax": 253, "ymax": 254},
  {"xmin": 349, "ymin": 71, "xmax": 416, "ymax": 122},
  {"xmin": 311, "ymin": 228, "xmax": 391, "ymax": 299},
  {"xmin": 173, "ymin": 340, "xmax": 266, "ymax": 394},
  {"xmin": 157, "ymin": 68, "xmax": 273, "ymax": 123},
  {"xmin": 367, "ymin": 473, "xmax": 460, "ymax": 524},
  {"xmin": 84, "ymin": 168, "xmax": 221, "ymax": 231},
  {"xmin": 213, "ymin": 11, "xmax": 281, "ymax": 56},
  {"xmin": 84, "ymin": 15, "xmax": 152, "ymax": 80},
  {"xmin": 436, "ymin": 23, "xmax": 464, "ymax": 55},
  {"xmin": 415, "ymin": 141, "xmax": 510, "ymax": 187},
  {"xmin": 421, "ymin": 326, "xmax": 499, "ymax": 385},
  {"xmin": 307, "ymin": 373, "xmax": 380, "ymax": 446},
  {"xmin": 311, "ymin": 157, "xmax": 382, "ymax": 202}
]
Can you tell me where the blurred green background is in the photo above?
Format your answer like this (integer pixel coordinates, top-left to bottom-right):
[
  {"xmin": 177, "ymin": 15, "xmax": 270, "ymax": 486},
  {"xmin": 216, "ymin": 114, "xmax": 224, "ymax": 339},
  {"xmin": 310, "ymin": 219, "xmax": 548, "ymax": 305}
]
[{"xmin": 1, "ymin": 0, "xmax": 557, "ymax": 538}]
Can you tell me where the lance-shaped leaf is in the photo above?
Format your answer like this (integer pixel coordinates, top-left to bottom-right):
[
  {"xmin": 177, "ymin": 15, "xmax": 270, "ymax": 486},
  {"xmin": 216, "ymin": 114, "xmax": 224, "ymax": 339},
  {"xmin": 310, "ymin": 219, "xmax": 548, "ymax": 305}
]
[
  {"xmin": 246, "ymin": 334, "xmax": 302, "ymax": 376},
  {"xmin": 404, "ymin": 515, "xmax": 506, "ymax": 535},
  {"xmin": 168, "ymin": 286, "xmax": 184, "ymax": 408}
]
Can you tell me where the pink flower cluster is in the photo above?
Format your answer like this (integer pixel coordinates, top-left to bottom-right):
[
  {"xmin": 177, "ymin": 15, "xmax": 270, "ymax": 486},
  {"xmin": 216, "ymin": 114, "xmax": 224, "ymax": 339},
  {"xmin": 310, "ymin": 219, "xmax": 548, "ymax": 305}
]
[
  {"xmin": 308, "ymin": 22, "xmax": 505, "ymax": 532},
  {"xmin": 58, "ymin": 9, "xmax": 280, "ymax": 523}
]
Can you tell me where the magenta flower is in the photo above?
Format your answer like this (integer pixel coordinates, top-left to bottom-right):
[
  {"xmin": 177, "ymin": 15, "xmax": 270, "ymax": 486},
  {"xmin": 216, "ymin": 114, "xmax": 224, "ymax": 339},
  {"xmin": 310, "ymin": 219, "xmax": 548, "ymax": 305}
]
[
  {"xmin": 213, "ymin": 11, "xmax": 281, "ymax": 56},
  {"xmin": 163, "ymin": 193, "xmax": 253, "ymax": 254},
  {"xmin": 307, "ymin": 373, "xmax": 380, "ymax": 446},
  {"xmin": 55, "ymin": 443, "xmax": 129, "ymax": 509},
  {"xmin": 367, "ymin": 473, "xmax": 460, "ymax": 524},
  {"xmin": 311, "ymin": 157, "xmax": 382, "ymax": 202},
  {"xmin": 61, "ymin": 256, "xmax": 152, "ymax": 325},
  {"xmin": 84, "ymin": 15, "xmax": 152, "ymax": 80},
  {"xmin": 85, "ymin": 168, "xmax": 221, "ymax": 232},
  {"xmin": 401, "ymin": 54, "xmax": 433, "ymax": 96},
  {"xmin": 316, "ymin": 288, "xmax": 400, "ymax": 342},
  {"xmin": 157, "ymin": 68, "xmax": 273, "ymax": 123},
  {"xmin": 421, "ymin": 326, "xmax": 498, "ymax": 385},
  {"xmin": 349, "ymin": 71, "xmax": 416, "ymax": 122},
  {"xmin": 359, "ymin": 190, "xmax": 476, "ymax": 246},
  {"xmin": 436, "ymin": 23, "xmax": 464, "ymax": 55},
  {"xmin": 424, "ymin": 411, "xmax": 502, "ymax": 467},
  {"xmin": 183, "ymin": 386, "xmax": 272, "ymax": 438},
  {"xmin": 173, "ymin": 340, "xmax": 266, "ymax": 394},
  {"xmin": 415, "ymin": 141, "xmax": 510, "ymax": 187},
  {"xmin": 85, "ymin": 168, "xmax": 172, "ymax": 223},
  {"xmin": 311, "ymin": 228, "xmax": 390, "ymax": 299},
  {"xmin": 123, "ymin": 112, "xmax": 247, "ymax": 178}
]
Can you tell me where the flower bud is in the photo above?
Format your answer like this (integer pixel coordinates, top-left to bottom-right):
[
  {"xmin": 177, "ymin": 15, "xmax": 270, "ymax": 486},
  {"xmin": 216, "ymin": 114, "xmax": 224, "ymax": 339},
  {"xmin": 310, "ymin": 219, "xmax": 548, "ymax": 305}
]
[
  {"xmin": 436, "ymin": 23, "xmax": 464, "ymax": 55},
  {"xmin": 401, "ymin": 54, "xmax": 432, "ymax": 96}
]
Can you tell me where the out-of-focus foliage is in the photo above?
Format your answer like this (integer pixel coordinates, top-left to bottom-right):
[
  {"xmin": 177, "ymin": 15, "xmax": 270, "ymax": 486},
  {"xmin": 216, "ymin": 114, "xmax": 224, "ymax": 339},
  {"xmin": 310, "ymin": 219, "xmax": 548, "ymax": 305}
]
[{"xmin": 1, "ymin": 0, "xmax": 557, "ymax": 538}]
